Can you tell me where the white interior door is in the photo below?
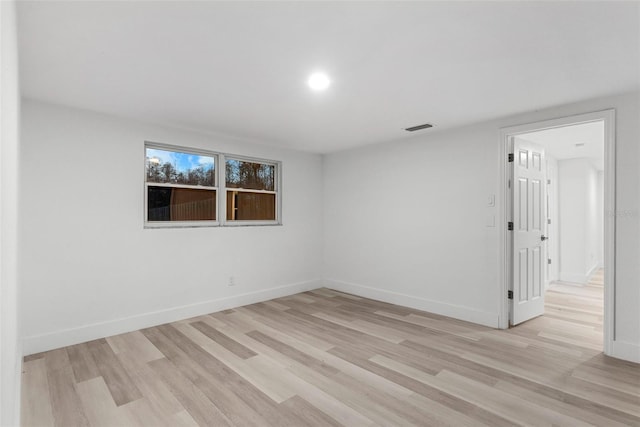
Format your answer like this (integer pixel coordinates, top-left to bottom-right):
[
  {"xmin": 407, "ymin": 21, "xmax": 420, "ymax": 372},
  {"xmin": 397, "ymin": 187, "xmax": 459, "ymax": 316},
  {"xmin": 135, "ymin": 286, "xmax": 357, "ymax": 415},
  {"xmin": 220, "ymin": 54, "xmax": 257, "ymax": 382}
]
[{"xmin": 511, "ymin": 138, "xmax": 547, "ymax": 325}]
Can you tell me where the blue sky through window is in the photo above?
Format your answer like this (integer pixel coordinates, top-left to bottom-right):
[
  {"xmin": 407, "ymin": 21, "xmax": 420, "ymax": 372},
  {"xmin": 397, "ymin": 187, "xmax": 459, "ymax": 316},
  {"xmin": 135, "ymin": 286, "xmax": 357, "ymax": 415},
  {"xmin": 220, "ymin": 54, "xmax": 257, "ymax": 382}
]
[{"xmin": 146, "ymin": 148, "xmax": 215, "ymax": 172}]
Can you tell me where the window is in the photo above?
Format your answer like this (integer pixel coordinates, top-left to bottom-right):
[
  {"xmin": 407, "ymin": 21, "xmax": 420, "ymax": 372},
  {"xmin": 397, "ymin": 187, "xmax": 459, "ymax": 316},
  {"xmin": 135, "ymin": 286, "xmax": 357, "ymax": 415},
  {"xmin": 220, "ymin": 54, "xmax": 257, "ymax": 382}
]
[
  {"xmin": 144, "ymin": 142, "xmax": 280, "ymax": 227},
  {"xmin": 225, "ymin": 158, "xmax": 277, "ymax": 222},
  {"xmin": 145, "ymin": 145, "xmax": 217, "ymax": 225}
]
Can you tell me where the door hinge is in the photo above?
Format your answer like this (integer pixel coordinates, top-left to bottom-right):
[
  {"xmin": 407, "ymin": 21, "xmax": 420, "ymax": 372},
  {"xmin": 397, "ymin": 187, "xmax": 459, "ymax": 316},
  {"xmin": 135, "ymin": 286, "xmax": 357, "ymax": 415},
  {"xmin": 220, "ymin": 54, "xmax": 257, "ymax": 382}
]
[
  {"xmin": 508, "ymin": 290, "xmax": 513, "ymax": 300},
  {"xmin": 547, "ymin": 218, "xmax": 551, "ymax": 225},
  {"xmin": 508, "ymin": 153, "xmax": 514, "ymax": 162},
  {"xmin": 508, "ymin": 222, "xmax": 514, "ymax": 231},
  {"xmin": 548, "ymin": 258, "xmax": 552, "ymax": 265},
  {"xmin": 547, "ymin": 179, "xmax": 551, "ymax": 185}
]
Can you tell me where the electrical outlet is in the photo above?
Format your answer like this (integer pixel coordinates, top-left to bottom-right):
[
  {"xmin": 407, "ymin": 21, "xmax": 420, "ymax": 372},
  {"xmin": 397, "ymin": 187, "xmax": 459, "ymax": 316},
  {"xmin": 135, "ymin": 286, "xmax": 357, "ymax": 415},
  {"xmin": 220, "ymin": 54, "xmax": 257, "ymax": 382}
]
[{"xmin": 228, "ymin": 276, "xmax": 235, "ymax": 286}]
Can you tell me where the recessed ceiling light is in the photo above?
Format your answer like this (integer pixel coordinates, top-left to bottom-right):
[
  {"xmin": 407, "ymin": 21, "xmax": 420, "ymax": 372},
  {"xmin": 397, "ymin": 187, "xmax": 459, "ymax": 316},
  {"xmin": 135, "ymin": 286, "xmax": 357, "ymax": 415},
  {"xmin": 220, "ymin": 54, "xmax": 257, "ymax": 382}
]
[{"xmin": 307, "ymin": 72, "xmax": 330, "ymax": 91}]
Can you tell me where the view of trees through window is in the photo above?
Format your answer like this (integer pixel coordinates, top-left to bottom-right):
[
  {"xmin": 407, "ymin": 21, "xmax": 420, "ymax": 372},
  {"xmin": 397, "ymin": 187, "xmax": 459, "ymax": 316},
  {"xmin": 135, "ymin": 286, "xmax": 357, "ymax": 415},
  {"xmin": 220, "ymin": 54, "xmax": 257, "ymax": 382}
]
[
  {"xmin": 146, "ymin": 148, "xmax": 215, "ymax": 187},
  {"xmin": 145, "ymin": 145, "xmax": 279, "ymax": 225},
  {"xmin": 146, "ymin": 147, "xmax": 217, "ymax": 222},
  {"xmin": 225, "ymin": 159, "xmax": 276, "ymax": 221},
  {"xmin": 225, "ymin": 159, "xmax": 275, "ymax": 191}
]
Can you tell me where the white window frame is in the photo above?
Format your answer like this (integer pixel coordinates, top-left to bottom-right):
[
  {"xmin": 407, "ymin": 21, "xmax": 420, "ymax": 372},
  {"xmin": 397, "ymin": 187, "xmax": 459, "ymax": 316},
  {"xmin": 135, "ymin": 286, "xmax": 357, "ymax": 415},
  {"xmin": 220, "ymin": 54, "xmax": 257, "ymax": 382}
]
[
  {"xmin": 221, "ymin": 154, "xmax": 282, "ymax": 227},
  {"xmin": 144, "ymin": 142, "xmax": 219, "ymax": 228},
  {"xmin": 144, "ymin": 142, "xmax": 282, "ymax": 228}
]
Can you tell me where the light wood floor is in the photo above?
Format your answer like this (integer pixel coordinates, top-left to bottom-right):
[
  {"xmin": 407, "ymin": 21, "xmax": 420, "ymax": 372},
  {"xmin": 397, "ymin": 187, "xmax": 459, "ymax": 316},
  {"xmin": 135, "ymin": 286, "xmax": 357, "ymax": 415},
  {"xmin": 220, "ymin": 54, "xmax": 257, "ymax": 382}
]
[
  {"xmin": 22, "ymin": 278, "xmax": 639, "ymax": 426},
  {"xmin": 545, "ymin": 268, "xmax": 605, "ymax": 352}
]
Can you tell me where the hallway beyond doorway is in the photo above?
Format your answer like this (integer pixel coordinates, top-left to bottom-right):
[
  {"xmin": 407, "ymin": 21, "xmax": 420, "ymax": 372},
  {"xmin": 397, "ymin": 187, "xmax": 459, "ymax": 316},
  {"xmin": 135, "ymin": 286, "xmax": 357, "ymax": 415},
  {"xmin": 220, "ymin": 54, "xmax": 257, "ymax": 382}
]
[{"xmin": 542, "ymin": 268, "xmax": 605, "ymax": 352}]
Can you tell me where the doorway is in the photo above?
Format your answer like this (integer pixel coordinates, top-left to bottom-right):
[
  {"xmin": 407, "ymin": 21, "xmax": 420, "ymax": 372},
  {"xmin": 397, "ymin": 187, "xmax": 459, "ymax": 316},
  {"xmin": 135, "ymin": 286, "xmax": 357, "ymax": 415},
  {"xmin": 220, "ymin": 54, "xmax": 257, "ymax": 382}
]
[{"xmin": 498, "ymin": 110, "xmax": 615, "ymax": 355}]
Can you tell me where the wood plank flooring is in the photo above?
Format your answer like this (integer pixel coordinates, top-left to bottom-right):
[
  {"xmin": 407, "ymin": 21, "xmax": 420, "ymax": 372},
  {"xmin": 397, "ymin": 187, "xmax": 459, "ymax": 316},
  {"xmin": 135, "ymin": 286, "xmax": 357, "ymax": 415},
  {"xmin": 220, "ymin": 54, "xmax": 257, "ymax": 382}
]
[
  {"xmin": 544, "ymin": 269, "xmax": 605, "ymax": 352},
  {"xmin": 22, "ymin": 278, "xmax": 640, "ymax": 426}
]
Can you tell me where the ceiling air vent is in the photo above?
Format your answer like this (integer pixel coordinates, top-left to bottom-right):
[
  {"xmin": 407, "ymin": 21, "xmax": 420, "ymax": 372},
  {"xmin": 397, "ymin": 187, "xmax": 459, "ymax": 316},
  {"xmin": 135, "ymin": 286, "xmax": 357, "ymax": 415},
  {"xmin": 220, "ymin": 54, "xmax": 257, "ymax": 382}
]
[{"xmin": 405, "ymin": 123, "xmax": 433, "ymax": 132}]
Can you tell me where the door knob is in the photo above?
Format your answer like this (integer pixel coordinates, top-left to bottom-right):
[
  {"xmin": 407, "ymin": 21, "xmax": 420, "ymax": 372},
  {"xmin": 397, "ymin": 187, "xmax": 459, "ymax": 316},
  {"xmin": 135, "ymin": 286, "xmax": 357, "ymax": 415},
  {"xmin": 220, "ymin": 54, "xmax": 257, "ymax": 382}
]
[{"xmin": 541, "ymin": 235, "xmax": 548, "ymax": 241}]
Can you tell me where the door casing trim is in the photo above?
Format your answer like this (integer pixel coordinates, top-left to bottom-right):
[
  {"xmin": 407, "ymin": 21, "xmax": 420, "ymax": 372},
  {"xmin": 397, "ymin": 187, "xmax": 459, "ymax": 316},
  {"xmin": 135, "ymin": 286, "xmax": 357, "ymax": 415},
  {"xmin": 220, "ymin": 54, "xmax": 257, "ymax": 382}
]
[{"xmin": 498, "ymin": 109, "xmax": 615, "ymax": 357}]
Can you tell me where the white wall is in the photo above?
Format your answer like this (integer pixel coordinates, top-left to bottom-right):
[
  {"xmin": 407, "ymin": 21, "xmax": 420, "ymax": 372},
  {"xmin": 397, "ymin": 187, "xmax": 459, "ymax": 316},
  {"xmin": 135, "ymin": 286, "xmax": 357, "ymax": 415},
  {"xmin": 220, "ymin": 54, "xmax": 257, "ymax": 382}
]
[
  {"xmin": 0, "ymin": 1, "xmax": 22, "ymax": 425},
  {"xmin": 611, "ymin": 93, "xmax": 640, "ymax": 362},
  {"xmin": 18, "ymin": 92, "xmax": 640, "ymax": 364},
  {"xmin": 558, "ymin": 158, "xmax": 600, "ymax": 283},
  {"xmin": 585, "ymin": 162, "xmax": 599, "ymax": 277},
  {"xmin": 323, "ymin": 91, "xmax": 640, "ymax": 361},
  {"xmin": 324, "ymin": 122, "xmax": 501, "ymax": 327},
  {"xmin": 20, "ymin": 100, "xmax": 324, "ymax": 354}
]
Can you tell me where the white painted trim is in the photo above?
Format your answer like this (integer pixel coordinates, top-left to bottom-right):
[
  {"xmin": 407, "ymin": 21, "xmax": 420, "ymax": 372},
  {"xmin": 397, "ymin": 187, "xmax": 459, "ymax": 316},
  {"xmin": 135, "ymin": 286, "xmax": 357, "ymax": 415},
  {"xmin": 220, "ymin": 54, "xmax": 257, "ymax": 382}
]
[
  {"xmin": 610, "ymin": 340, "xmax": 640, "ymax": 364},
  {"xmin": 498, "ymin": 131, "xmax": 509, "ymax": 329},
  {"xmin": 23, "ymin": 279, "xmax": 321, "ymax": 355},
  {"xmin": 585, "ymin": 263, "xmax": 599, "ymax": 283},
  {"xmin": 146, "ymin": 182, "xmax": 217, "ymax": 191},
  {"xmin": 325, "ymin": 279, "xmax": 499, "ymax": 328},
  {"xmin": 558, "ymin": 272, "xmax": 588, "ymax": 284},
  {"xmin": 14, "ymin": 352, "xmax": 22, "ymax": 426},
  {"xmin": 226, "ymin": 188, "xmax": 277, "ymax": 195},
  {"xmin": 602, "ymin": 109, "xmax": 616, "ymax": 357},
  {"xmin": 145, "ymin": 140, "xmax": 223, "ymax": 159},
  {"xmin": 498, "ymin": 109, "xmax": 616, "ymax": 359}
]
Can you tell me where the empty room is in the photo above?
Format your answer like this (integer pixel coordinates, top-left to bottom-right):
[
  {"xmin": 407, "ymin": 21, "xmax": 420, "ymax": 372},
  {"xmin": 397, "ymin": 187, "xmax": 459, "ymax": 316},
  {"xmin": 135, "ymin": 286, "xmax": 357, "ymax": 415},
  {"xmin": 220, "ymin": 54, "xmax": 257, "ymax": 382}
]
[{"xmin": 1, "ymin": 1, "xmax": 639, "ymax": 426}]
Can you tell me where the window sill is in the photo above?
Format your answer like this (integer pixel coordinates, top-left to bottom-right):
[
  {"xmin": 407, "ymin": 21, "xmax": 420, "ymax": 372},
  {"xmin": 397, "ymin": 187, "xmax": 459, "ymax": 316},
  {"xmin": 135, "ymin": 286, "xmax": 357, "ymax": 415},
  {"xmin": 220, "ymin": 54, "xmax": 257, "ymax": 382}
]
[{"xmin": 144, "ymin": 221, "xmax": 282, "ymax": 229}]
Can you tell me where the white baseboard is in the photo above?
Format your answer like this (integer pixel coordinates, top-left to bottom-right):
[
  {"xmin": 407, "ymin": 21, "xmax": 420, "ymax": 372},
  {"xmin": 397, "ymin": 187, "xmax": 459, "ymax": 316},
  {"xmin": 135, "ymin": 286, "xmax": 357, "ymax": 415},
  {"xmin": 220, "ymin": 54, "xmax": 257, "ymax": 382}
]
[
  {"xmin": 23, "ymin": 279, "xmax": 322, "ymax": 355},
  {"xmin": 585, "ymin": 263, "xmax": 599, "ymax": 281},
  {"xmin": 610, "ymin": 340, "xmax": 640, "ymax": 364},
  {"xmin": 560, "ymin": 264, "xmax": 601, "ymax": 285},
  {"xmin": 324, "ymin": 279, "xmax": 499, "ymax": 328},
  {"xmin": 559, "ymin": 272, "xmax": 587, "ymax": 284}
]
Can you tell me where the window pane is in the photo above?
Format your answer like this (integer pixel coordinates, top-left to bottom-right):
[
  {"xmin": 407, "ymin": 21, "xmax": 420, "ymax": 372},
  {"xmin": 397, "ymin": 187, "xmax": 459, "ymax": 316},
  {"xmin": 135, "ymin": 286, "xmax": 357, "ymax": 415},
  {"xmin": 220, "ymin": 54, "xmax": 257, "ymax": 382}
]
[
  {"xmin": 146, "ymin": 147, "xmax": 215, "ymax": 187},
  {"xmin": 148, "ymin": 186, "xmax": 216, "ymax": 221},
  {"xmin": 226, "ymin": 191, "xmax": 276, "ymax": 221},
  {"xmin": 225, "ymin": 159, "xmax": 275, "ymax": 191}
]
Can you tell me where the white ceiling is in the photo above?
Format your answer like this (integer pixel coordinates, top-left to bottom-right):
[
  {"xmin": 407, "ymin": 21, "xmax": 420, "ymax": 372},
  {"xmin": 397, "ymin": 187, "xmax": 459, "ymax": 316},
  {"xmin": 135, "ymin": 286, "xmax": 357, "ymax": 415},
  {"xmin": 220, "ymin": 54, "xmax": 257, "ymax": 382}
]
[
  {"xmin": 16, "ymin": 1, "xmax": 640, "ymax": 153},
  {"xmin": 519, "ymin": 121, "xmax": 604, "ymax": 170}
]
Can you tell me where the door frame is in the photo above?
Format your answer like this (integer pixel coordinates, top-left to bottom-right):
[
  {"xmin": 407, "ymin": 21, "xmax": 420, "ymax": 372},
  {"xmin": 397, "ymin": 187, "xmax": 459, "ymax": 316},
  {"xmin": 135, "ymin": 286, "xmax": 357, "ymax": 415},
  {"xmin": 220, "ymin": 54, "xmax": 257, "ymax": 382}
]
[{"xmin": 498, "ymin": 109, "xmax": 615, "ymax": 356}]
